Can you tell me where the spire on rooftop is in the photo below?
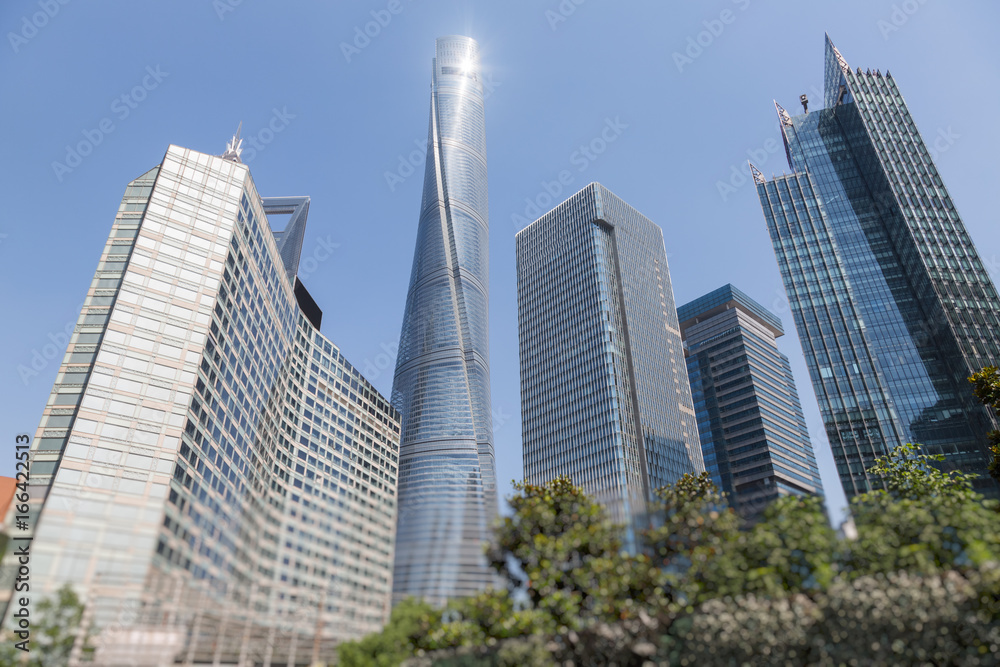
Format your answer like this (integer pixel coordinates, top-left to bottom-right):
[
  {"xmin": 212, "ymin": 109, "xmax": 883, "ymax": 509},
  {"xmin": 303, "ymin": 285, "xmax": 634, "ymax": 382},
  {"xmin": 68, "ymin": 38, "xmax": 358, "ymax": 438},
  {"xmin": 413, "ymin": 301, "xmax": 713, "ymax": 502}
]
[
  {"xmin": 774, "ymin": 100, "xmax": 795, "ymax": 171},
  {"xmin": 221, "ymin": 122, "xmax": 243, "ymax": 163},
  {"xmin": 823, "ymin": 34, "xmax": 852, "ymax": 109},
  {"xmin": 825, "ymin": 33, "xmax": 850, "ymax": 75}
]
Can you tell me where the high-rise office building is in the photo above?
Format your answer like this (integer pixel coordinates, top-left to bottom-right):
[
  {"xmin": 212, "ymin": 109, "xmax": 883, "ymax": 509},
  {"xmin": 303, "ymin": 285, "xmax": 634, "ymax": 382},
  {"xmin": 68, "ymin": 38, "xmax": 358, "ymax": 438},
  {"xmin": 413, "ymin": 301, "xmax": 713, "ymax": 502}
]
[
  {"xmin": 0, "ymin": 140, "xmax": 401, "ymax": 664},
  {"xmin": 391, "ymin": 36, "xmax": 498, "ymax": 606},
  {"xmin": 678, "ymin": 284, "xmax": 824, "ymax": 516},
  {"xmin": 516, "ymin": 182, "xmax": 704, "ymax": 544},
  {"xmin": 753, "ymin": 35, "xmax": 1000, "ymax": 497}
]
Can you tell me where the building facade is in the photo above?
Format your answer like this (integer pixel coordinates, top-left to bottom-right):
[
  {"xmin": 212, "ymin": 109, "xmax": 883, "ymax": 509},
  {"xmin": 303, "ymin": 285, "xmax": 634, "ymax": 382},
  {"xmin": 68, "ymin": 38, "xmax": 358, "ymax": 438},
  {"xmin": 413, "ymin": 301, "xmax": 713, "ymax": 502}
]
[
  {"xmin": 753, "ymin": 36, "xmax": 1000, "ymax": 497},
  {"xmin": 516, "ymin": 182, "xmax": 704, "ymax": 545},
  {"xmin": 390, "ymin": 36, "xmax": 499, "ymax": 606},
  {"xmin": 678, "ymin": 284, "xmax": 823, "ymax": 516},
  {"xmin": 0, "ymin": 142, "xmax": 401, "ymax": 664}
]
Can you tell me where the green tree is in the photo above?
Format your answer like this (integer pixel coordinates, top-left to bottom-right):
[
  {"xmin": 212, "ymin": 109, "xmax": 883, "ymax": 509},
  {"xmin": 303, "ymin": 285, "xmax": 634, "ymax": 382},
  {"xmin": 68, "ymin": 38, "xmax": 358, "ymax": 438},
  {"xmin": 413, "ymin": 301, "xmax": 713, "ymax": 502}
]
[
  {"xmin": 419, "ymin": 589, "xmax": 552, "ymax": 651},
  {"xmin": 338, "ymin": 597, "xmax": 439, "ymax": 667},
  {"xmin": 645, "ymin": 472, "xmax": 740, "ymax": 568},
  {"xmin": 647, "ymin": 473, "xmax": 836, "ymax": 603},
  {"xmin": 866, "ymin": 441, "xmax": 979, "ymax": 502},
  {"xmin": 691, "ymin": 493, "xmax": 836, "ymax": 602},
  {"xmin": 484, "ymin": 476, "xmax": 671, "ymax": 629},
  {"xmin": 846, "ymin": 443, "xmax": 1000, "ymax": 577},
  {"xmin": 344, "ymin": 447, "xmax": 1000, "ymax": 666},
  {"xmin": 969, "ymin": 365, "xmax": 1000, "ymax": 483},
  {"xmin": 0, "ymin": 584, "xmax": 90, "ymax": 666}
]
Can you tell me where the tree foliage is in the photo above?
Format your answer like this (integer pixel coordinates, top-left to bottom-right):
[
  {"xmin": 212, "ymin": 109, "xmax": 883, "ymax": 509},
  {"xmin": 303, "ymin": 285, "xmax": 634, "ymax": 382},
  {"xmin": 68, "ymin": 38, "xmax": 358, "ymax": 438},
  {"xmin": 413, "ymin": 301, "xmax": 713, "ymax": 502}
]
[
  {"xmin": 417, "ymin": 589, "xmax": 551, "ymax": 651},
  {"xmin": 646, "ymin": 472, "xmax": 836, "ymax": 604},
  {"xmin": 969, "ymin": 365, "xmax": 1000, "ymax": 483},
  {"xmin": 695, "ymin": 494, "xmax": 837, "ymax": 601},
  {"xmin": 865, "ymin": 441, "xmax": 979, "ymax": 502},
  {"xmin": 846, "ymin": 442, "xmax": 1000, "ymax": 577},
  {"xmin": 484, "ymin": 476, "xmax": 671, "ymax": 629},
  {"xmin": 338, "ymin": 597, "xmax": 440, "ymax": 667},
  {"xmin": 645, "ymin": 471, "xmax": 740, "ymax": 575},
  {"xmin": 666, "ymin": 567, "xmax": 1000, "ymax": 666},
  {"xmin": 347, "ymin": 445, "xmax": 1000, "ymax": 666},
  {"xmin": 0, "ymin": 584, "xmax": 90, "ymax": 667}
]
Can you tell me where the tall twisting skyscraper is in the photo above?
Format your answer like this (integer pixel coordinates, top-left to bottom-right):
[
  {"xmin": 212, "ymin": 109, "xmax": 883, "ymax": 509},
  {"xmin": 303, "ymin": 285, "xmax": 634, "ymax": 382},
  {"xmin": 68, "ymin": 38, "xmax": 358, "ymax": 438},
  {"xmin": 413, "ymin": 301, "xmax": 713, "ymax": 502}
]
[
  {"xmin": 754, "ymin": 36, "xmax": 1000, "ymax": 498},
  {"xmin": 516, "ymin": 183, "xmax": 703, "ymax": 546},
  {"xmin": 678, "ymin": 285, "xmax": 823, "ymax": 517},
  {"xmin": 391, "ymin": 36, "xmax": 497, "ymax": 605}
]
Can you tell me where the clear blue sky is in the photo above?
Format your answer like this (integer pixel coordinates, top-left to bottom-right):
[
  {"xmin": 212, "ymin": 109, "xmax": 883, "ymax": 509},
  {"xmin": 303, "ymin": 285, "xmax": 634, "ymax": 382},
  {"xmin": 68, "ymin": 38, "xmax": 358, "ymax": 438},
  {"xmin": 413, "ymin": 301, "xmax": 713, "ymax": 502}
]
[{"xmin": 2, "ymin": 1, "xmax": 999, "ymax": 523}]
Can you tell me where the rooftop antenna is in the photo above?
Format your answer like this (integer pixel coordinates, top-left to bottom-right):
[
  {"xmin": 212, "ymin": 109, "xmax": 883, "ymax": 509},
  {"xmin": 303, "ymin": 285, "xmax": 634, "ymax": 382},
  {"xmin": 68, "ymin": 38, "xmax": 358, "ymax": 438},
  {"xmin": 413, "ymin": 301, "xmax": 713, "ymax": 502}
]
[
  {"xmin": 800, "ymin": 94, "xmax": 809, "ymax": 113},
  {"xmin": 221, "ymin": 122, "xmax": 243, "ymax": 163}
]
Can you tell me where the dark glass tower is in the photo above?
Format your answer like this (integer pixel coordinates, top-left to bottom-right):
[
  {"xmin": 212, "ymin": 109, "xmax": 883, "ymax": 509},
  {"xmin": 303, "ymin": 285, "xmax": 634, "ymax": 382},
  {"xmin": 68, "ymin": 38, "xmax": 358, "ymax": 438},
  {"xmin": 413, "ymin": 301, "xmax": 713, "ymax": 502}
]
[
  {"xmin": 754, "ymin": 36, "xmax": 1000, "ymax": 497},
  {"xmin": 516, "ymin": 183, "xmax": 703, "ymax": 547},
  {"xmin": 678, "ymin": 284, "xmax": 824, "ymax": 516},
  {"xmin": 391, "ymin": 36, "xmax": 498, "ymax": 605}
]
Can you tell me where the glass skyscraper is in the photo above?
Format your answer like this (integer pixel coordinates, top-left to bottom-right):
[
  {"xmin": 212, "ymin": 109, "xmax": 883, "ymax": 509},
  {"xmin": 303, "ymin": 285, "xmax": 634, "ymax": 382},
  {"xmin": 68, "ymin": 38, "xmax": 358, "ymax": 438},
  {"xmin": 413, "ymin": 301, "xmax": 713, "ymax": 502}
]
[
  {"xmin": 516, "ymin": 182, "xmax": 704, "ymax": 544},
  {"xmin": 754, "ymin": 36, "xmax": 1000, "ymax": 497},
  {"xmin": 391, "ymin": 36, "xmax": 498, "ymax": 606},
  {"xmin": 678, "ymin": 284, "xmax": 823, "ymax": 516},
  {"xmin": 0, "ymin": 141, "xmax": 401, "ymax": 664}
]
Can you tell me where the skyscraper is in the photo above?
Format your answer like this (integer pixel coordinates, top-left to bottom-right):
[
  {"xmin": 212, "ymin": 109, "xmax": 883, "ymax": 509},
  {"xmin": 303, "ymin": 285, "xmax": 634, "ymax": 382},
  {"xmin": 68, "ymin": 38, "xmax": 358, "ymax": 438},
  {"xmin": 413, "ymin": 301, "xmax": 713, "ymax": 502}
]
[
  {"xmin": 516, "ymin": 182, "xmax": 704, "ymax": 545},
  {"xmin": 0, "ymin": 141, "xmax": 401, "ymax": 664},
  {"xmin": 391, "ymin": 36, "xmax": 498, "ymax": 606},
  {"xmin": 753, "ymin": 35, "xmax": 1000, "ymax": 497},
  {"xmin": 678, "ymin": 284, "xmax": 824, "ymax": 516}
]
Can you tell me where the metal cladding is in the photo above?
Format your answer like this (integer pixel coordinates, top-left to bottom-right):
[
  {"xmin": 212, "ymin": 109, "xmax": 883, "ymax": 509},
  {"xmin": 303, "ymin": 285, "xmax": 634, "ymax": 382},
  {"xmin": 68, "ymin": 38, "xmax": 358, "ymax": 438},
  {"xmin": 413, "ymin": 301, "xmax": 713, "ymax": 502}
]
[
  {"xmin": 755, "ymin": 36, "xmax": 1000, "ymax": 498},
  {"xmin": 0, "ymin": 145, "xmax": 402, "ymax": 662},
  {"xmin": 678, "ymin": 284, "xmax": 824, "ymax": 518},
  {"xmin": 516, "ymin": 182, "xmax": 704, "ymax": 549},
  {"xmin": 390, "ymin": 36, "xmax": 499, "ymax": 606}
]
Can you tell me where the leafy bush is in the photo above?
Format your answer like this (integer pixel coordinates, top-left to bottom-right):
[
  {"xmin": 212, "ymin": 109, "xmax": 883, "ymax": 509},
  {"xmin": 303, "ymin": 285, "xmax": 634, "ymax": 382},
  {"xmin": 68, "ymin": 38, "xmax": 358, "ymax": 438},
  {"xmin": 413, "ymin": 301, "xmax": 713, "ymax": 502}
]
[
  {"xmin": 0, "ymin": 584, "xmax": 91, "ymax": 666},
  {"xmin": 484, "ymin": 476, "xmax": 672, "ymax": 629},
  {"xmin": 969, "ymin": 365, "xmax": 1000, "ymax": 484},
  {"xmin": 670, "ymin": 566, "xmax": 1000, "ymax": 666},
  {"xmin": 338, "ymin": 597, "xmax": 439, "ymax": 667},
  {"xmin": 347, "ymin": 444, "xmax": 1000, "ymax": 666}
]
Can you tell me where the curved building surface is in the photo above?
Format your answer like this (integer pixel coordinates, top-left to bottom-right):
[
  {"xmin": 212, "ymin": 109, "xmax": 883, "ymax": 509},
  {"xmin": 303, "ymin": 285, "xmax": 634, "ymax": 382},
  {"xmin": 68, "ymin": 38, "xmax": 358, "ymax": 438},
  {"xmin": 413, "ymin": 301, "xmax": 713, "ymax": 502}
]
[{"xmin": 391, "ymin": 35, "xmax": 498, "ymax": 605}]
